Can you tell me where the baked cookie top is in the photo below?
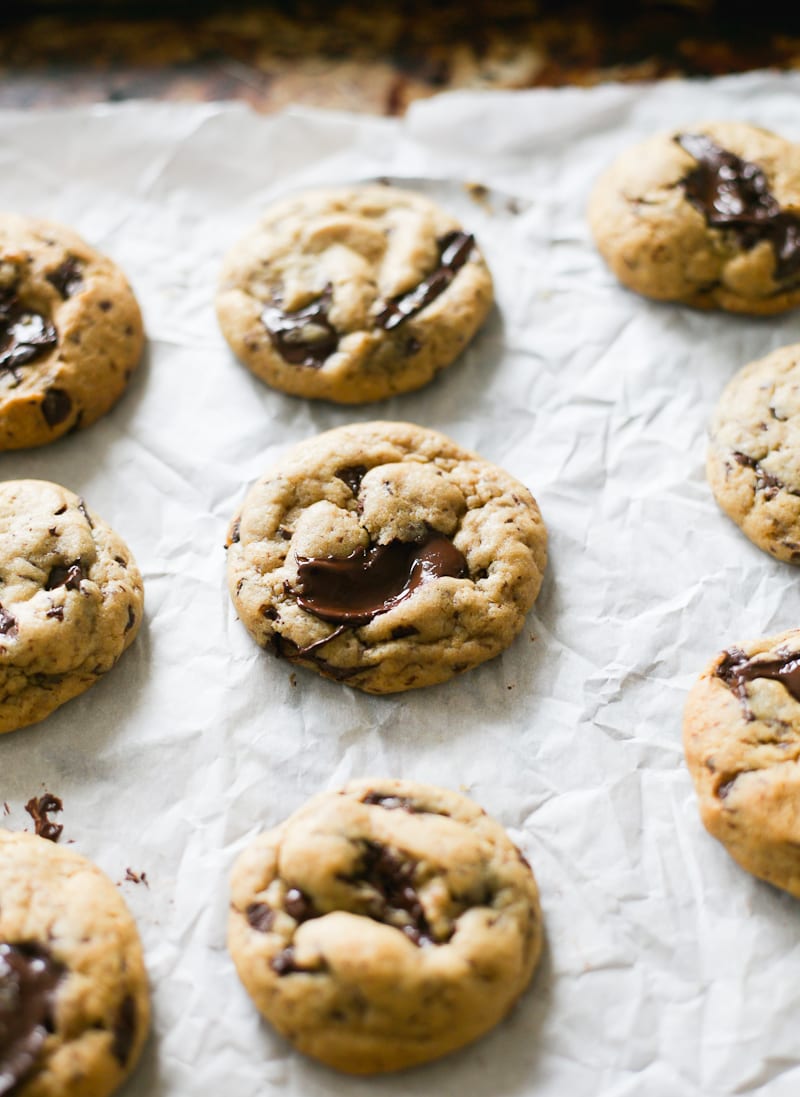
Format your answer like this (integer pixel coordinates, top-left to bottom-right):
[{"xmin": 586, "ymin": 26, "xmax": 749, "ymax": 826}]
[
  {"xmin": 0, "ymin": 214, "xmax": 143, "ymax": 449},
  {"xmin": 684, "ymin": 628, "xmax": 800, "ymax": 898},
  {"xmin": 588, "ymin": 122, "xmax": 800, "ymax": 314},
  {"xmin": 0, "ymin": 480, "xmax": 144, "ymax": 734},
  {"xmin": 228, "ymin": 778, "xmax": 542, "ymax": 1074},
  {"xmin": 216, "ymin": 185, "xmax": 493, "ymax": 403},
  {"xmin": 707, "ymin": 342, "xmax": 800, "ymax": 564},
  {"xmin": 0, "ymin": 830, "xmax": 150, "ymax": 1097},
  {"xmin": 226, "ymin": 421, "xmax": 547, "ymax": 693}
]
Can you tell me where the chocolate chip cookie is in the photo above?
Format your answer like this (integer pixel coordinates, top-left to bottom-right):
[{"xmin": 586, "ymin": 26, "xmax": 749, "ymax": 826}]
[
  {"xmin": 226, "ymin": 421, "xmax": 547, "ymax": 693},
  {"xmin": 707, "ymin": 342, "xmax": 800, "ymax": 563},
  {"xmin": 0, "ymin": 213, "xmax": 143, "ymax": 449},
  {"xmin": 0, "ymin": 480, "xmax": 144, "ymax": 733},
  {"xmin": 684, "ymin": 628, "xmax": 800, "ymax": 897},
  {"xmin": 589, "ymin": 122, "xmax": 800, "ymax": 313},
  {"xmin": 216, "ymin": 185, "xmax": 493, "ymax": 403},
  {"xmin": 0, "ymin": 830, "xmax": 150, "ymax": 1096},
  {"xmin": 228, "ymin": 778, "xmax": 543, "ymax": 1074}
]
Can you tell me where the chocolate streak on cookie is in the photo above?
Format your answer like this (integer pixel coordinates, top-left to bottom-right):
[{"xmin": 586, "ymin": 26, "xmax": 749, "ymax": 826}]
[
  {"xmin": 110, "ymin": 995, "xmax": 137, "ymax": 1067},
  {"xmin": 375, "ymin": 231, "xmax": 475, "ymax": 330},
  {"xmin": 294, "ymin": 532, "xmax": 467, "ymax": 628},
  {"xmin": 0, "ymin": 289, "xmax": 57, "ymax": 375},
  {"xmin": 676, "ymin": 133, "xmax": 800, "ymax": 282},
  {"xmin": 0, "ymin": 941, "xmax": 65, "ymax": 1094},
  {"xmin": 262, "ymin": 285, "xmax": 338, "ymax": 368},
  {"xmin": 717, "ymin": 647, "xmax": 800, "ymax": 706},
  {"xmin": 24, "ymin": 793, "xmax": 63, "ymax": 843}
]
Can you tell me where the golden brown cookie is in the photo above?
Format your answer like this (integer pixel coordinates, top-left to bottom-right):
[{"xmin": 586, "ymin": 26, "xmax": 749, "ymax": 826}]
[
  {"xmin": 589, "ymin": 122, "xmax": 800, "ymax": 314},
  {"xmin": 216, "ymin": 185, "xmax": 493, "ymax": 402},
  {"xmin": 0, "ymin": 830, "xmax": 150, "ymax": 1097},
  {"xmin": 0, "ymin": 214, "xmax": 143, "ymax": 449},
  {"xmin": 0, "ymin": 480, "xmax": 144, "ymax": 734},
  {"xmin": 228, "ymin": 778, "xmax": 543, "ymax": 1074},
  {"xmin": 684, "ymin": 628, "xmax": 800, "ymax": 897},
  {"xmin": 226, "ymin": 421, "xmax": 547, "ymax": 693}
]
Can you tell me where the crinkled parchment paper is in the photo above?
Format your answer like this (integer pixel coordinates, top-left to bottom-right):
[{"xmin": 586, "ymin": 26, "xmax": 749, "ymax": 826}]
[{"xmin": 2, "ymin": 69, "xmax": 800, "ymax": 1097}]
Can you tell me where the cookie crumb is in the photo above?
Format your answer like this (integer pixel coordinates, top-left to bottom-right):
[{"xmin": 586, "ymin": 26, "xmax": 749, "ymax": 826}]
[
  {"xmin": 124, "ymin": 867, "xmax": 149, "ymax": 887},
  {"xmin": 465, "ymin": 181, "xmax": 492, "ymax": 211}
]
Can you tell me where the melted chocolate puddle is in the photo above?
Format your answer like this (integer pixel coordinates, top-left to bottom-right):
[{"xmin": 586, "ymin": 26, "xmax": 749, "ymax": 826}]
[
  {"xmin": 677, "ymin": 133, "xmax": 800, "ymax": 282},
  {"xmin": 0, "ymin": 941, "xmax": 65, "ymax": 1094},
  {"xmin": 375, "ymin": 231, "xmax": 475, "ymax": 330},
  {"xmin": 0, "ymin": 290, "xmax": 57, "ymax": 375},
  {"xmin": 717, "ymin": 647, "xmax": 800, "ymax": 704},
  {"xmin": 294, "ymin": 532, "xmax": 467, "ymax": 627},
  {"xmin": 262, "ymin": 284, "xmax": 338, "ymax": 368}
]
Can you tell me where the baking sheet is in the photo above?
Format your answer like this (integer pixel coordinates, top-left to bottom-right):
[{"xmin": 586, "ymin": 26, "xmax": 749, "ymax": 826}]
[{"xmin": 2, "ymin": 70, "xmax": 800, "ymax": 1097}]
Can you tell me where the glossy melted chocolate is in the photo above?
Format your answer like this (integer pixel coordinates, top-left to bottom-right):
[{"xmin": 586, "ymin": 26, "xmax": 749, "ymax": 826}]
[
  {"xmin": 262, "ymin": 285, "xmax": 338, "ymax": 368},
  {"xmin": 375, "ymin": 231, "xmax": 475, "ymax": 330},
  {"xmin": 0, "ymin": 291, "xmax": 57, "ymax": 375},
  {"xmin": 677, "ymin": 133, "xmax": 800, "ymax": 282},
  {"xmin": 0, "ymin": 942, "xmax": 64, "ymax": 1096},
  {"xmin": 294, "ymin": 532, "xmax": 467, "ymax": 627},
  {"xmin": 717, "ymin": 647, "xmax": 800, "ymax": 703}
]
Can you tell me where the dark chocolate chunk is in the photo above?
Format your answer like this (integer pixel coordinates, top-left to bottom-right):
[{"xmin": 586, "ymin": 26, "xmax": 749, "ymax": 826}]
[
  {"xmin": 334, "ymin": 465, "xmax": 368, "ymax": 495},
  {"xmin": 262, "ymin": 285, "xmax": 338, "ymax": 368},
  {"xmin": 357, "ymin": 841, "xmax": 433, "ymax": 947},
  {"xmin": 125, "ymin": 606, "xmax": 136, "ymax": 633},
  {"xmin": 0, "ymin": 941, "xmax": 65, "ymax": 1094},
  {"xmin": 677, "ymin": 133, "xmax": 800, "ymax": 282},
  {"xmin": 24, "ymin": 793, "xmax": 63, "ymax": 843},
  {"xmin": 717, "ymin": 646, "xmax": 800, "ymax": 704},
  {"xmin": 271, "ymin": 946, "xmax": 303, "ymax": 976},
  {"xmin": 45, "ymin": 562, "xmax": 85, "ymax": 592},
  {"xmin": 229, "ymin": 519, "xmax": 241, "ymax": 545},
  {"xmin": 361, "ymin": 792, "xmax": 418, "ymax": 812},
  {"xmin": 294, "ymin": 532, "xmax": 467, "ymax": 627},
  {"xmin": 284, "ymin": 888, "xmax": 316, "ymax": 923},
  {"xmin": 110, "ymin": 994, "xmax": 136, "ymax": 1066},
  {"xmin": 375, "ymin": 231, "xmax": 475, "ymax": 330},
  {"xmin": 246, "ymin": 903, "xmax": 275, "ymax": 933},
  {"xmin": 40, "ymin": 389, "xmax": 72, "ymax": 428},
  {"xmin": 46, "ymin": 258, "xmax": 84, "ymax": 300},
  {"xmin": 0, "ymin": 290, "xmax": 58, "ymax": 374},
  {"xmin": 732, "ymin": 451, "xmax": 786, "ymax": 497},
  {"xmin": 0, "ymin": 605, "xmax": 17, "ymax": 638}
]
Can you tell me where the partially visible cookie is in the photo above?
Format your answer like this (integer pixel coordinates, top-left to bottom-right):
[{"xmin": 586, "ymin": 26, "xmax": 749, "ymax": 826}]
[
  {"xmin": 0, "ymin": 214, "xmax": 143, "ymax": 449},
  {"xmin": 216, "ymin": 185, "xmax": 493, "ymax": 403},
  {"xmin": 0, "ymin": 830, "xmax": 150, "ymax": 1097},
  {"xmin": 228, "ymin": 778, "xmax": 543, "ymax": 1074},
  {"xmin": 589, "ymin": 122, "xmax": 800, "ymax": 314},
  {"xmin": 684, "ymin": 628, "xmax": 800, "ymax": 897},
  {"xmin": 707, "ymin": 342, "xmax": 800, "ymax": 564},
  {"xmin": 0, "ymin": 480, "xmax": 144, "ymax": 733},
  {"xmin": 226, "ymin": 421, "xmax": 547, "ymax": 693}
]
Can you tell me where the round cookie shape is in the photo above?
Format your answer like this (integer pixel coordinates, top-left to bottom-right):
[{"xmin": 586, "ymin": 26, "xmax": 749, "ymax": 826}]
[
  {"xmin": 215, "ymin": 185, "xmax": 494, "ymax": 403},
  {"xmin": 0, "ymin": 830, "xmax": 150, "ymax": 1097},
  {"xmin": 0, "ymin": 214, "xmax": 143, "ymax": 449},
  {"xmin": 228, "ymin": 778, "xmax": 543, "ymax": 1074},
  {"xmin": 588, "ymin": 122, "xmax": 800, "ymax": 314},
  {"xmin": 0, "ymin": 480, "xmax": 144, "ymax": 733},
  {"xmin": 226, "ymin": 421, "xmax": 547, "ymax": 693},
  {"xmin": 684, "ymin": 628, "xmax": 800, "ymax": 897},
  {"xmin": 707, "ymin": 342, "xmax": 800, "ymax": 564}
]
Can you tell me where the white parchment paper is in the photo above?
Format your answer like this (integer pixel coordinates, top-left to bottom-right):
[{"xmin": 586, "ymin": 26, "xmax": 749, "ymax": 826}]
[{"xmin": 2, "ymin": 70, "xmax": 800, "ymax": 1097}]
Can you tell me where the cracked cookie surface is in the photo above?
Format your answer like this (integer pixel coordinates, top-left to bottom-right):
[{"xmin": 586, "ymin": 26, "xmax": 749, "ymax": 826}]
[
  {"xmin": 589, "ymin": 122, "xmax": 800, "ymax": 314},
  {"xmin": 0, "ymin": 214, "xmax": 143, "ymax": 449},
  {"xmin": 0, "ymin": 830, "xmax": 150, "ymax": 1097},
  {"xmin": 228, "ymin": 778, "xmax": 542, "ymax": 1074},
  {"xmin": 684, "ymin": 628, "xmax": 800, "ymax": 897},
  {"xmin": 215, "ymin": 185, "xmax": 493, "ymax": 403},
  {"xmin": 708, "ymin": 343, "xmax": 800, "ymax": 564},
  {"xmin": 0, "ymin": 480, "xmax": 144, "ymax": 733},
  {"xmin": 226, "ymin": 421, "xmax": 547, "ymax": 693}
]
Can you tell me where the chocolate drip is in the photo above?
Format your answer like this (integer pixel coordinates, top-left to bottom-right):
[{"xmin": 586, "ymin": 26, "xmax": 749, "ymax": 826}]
[
  {"xmin": 262, "ymin": 285, "xmax": 338, "ymax": 368},
  {"xmin": 375, "ymin": 231, "xmax": 475, "ymax": 330},
  {"xmin": 358, "ymin": 842, "xmax": 433, "ymax": 947},
  {"xmin": 24, "ymin": 794, "xmax": 63, "ymax": 843},
  {"xmin": 0, "ymin": 290, "xmax": 57, "ymax": 375},
  {"xmin": 732, "ymin": 451, "xmax": 785, "ymax": 497},
  {"xmin": 294, "ymin": 532, "xmax": 467, "ymax": 627},
  {"xmin": 110, "ymin": 995, "xmax": 136, "ymax": 1067},
  {"xmin": 717, "ymin": 646, "xmax": 800, "ymax": 703},
  {"xmin": 46, "ymin": 258, "xmax": 84, "ymax": 300},
  {"xmin": 0, "ymin": 941, "xmax": 65, "ymax": 1095},
  {"xmin": 334, "ymin": 465, "xmax": 367, "ymax": 495},
  {"xmin": 677, "ymin": 133, "xmax": 800, "ymax": 282}
]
